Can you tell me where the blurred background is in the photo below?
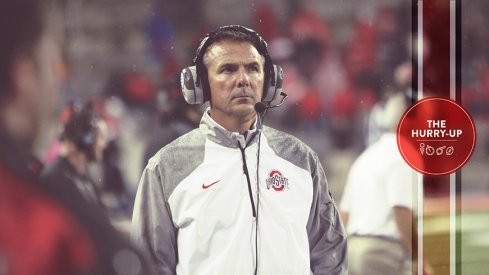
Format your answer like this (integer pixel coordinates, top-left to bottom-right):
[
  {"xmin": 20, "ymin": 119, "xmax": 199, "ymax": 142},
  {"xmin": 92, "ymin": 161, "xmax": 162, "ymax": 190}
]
[{"xmin": 45, "ymin": 0, "xmax": 488, "ymax": 274}]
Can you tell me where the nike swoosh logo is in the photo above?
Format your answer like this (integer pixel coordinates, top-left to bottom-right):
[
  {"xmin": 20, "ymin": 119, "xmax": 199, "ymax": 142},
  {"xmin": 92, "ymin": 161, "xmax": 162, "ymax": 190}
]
[{"xmin": 202, "ymin": 180, "xmax": 221, "ymax": 189}]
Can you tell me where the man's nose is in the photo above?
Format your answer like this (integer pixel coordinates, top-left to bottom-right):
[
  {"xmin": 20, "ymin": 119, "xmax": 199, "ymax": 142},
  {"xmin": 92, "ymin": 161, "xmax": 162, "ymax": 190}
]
[{"xmin": 236, "ymin": 68, "xmax": 250, "ymax": 88}]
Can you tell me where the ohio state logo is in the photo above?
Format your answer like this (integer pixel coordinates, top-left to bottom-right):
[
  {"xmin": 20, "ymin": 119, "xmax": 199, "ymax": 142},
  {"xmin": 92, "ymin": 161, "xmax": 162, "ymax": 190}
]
[{"xmin": 266, "ymin": 170, "xmax": 289, "ymax": 191}]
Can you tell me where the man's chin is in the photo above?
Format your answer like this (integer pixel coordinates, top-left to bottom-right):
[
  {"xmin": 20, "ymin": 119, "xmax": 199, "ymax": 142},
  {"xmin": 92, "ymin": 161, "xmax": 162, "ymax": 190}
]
[
  {"xmin": 233, "ymin": 105, "xmax": 256, "ymax": 119},
  {"xmin": 231, "ymin": 104, "xmax": 256, "ymax": 117}
]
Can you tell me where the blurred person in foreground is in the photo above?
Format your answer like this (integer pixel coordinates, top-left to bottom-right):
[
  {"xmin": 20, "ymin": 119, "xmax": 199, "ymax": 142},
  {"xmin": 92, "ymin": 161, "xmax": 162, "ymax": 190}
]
[
  {"xmin": 42, "ymin": 102, "xmax": 107, "ymax": 210},
  {"xmin": 340, "ymin": 93, "xmax": 433, "ymax": 275},
  {"xmin": 0, "ymin": 0, "xmax": 148, "ymax": 274},
  {"xmin": 131, "ymin": 25, "xmax": 347, "ymax": 274}
]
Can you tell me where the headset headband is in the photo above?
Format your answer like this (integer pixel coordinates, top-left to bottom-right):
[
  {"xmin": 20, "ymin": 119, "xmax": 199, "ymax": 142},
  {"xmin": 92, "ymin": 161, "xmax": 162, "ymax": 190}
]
[
  {"xmin": 180, "ymin": 25, "xmax": 283, "ymax": 104},
  {"xmin": 194, "ymin": 25, "xmax": 274, "ymax": 90}
]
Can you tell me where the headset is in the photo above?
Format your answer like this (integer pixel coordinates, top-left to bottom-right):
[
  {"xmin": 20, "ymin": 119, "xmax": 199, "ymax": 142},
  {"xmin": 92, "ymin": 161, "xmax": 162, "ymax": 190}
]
[
  {"xmin": 180, "ymin": 25, "xmax": 284, "ymax": 105},
  {"xmin": 59, "ymin": 102, "xmax": 100, "ymax": 161}
]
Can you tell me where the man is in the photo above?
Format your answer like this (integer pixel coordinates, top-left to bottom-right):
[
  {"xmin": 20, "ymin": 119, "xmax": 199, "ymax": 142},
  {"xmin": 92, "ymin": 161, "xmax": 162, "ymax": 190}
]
[
  {"xmin": 132, "ymin": 25, "xmax": 347, "ymax": 274},
  {"xmin": 340, "ymin": 93, "xmax": 432, "ymax": 275},
  {"xmin": 42, "ymin": 102, "xmax": 108, "ymax": 209},
  {"xmin": 0, "ymin": 0, "xmax": 148, "ymax": 274}
]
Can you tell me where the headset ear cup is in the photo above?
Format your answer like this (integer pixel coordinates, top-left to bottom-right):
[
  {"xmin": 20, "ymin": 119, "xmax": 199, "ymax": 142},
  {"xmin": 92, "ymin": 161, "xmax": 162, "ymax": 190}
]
[
  {"xmin": 180, "ymin": 66, "xmax": 204, "ymax": 105},
  {"xmin": 263, "ymin": 64, "xmax": 284, "ymax": 103},
  {"xmin": 80, "ymin": 132, "xmax": 95, "ymax": 148},
  {"xmin": 76, "ymin": 131, "xmax": 95, "ymax": 160}
]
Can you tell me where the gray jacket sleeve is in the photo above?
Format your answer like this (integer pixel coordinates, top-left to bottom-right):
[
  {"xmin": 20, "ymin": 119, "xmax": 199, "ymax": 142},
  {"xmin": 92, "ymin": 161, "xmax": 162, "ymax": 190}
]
[
  {"xmin": 306, "ymin": 153, "xmax": 348, "ymax": 274},
  {"xmin": 131, "ymin": 163, "xmax": 178, "ymax": 275}
]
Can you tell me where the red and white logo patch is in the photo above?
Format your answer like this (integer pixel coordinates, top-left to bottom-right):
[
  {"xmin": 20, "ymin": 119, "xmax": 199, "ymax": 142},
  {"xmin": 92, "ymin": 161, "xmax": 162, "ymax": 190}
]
[{"xmin": 266, "ymin": 170, "xmax": 289, "ymax": 191}]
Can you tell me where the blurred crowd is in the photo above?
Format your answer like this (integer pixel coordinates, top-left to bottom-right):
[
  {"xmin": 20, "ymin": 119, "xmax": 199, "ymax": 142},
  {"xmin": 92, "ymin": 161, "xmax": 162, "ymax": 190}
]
[
  {"xmin": 46, "ymin": 0, "xmax": 489, "ymax": 215},
  {"xmin": 2, "ymin": 0, "xmax": 489, "ymax": 274},
  {"xmin": 57, "ymin": 0, "xmax": 413, "ymax": 208}
]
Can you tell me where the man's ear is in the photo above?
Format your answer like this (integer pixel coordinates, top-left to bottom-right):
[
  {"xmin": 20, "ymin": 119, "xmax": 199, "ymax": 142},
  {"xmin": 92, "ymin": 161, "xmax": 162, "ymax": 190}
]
[{"xmin": 10, "ymin": 55, "xmax": 38, "ymax": 101}]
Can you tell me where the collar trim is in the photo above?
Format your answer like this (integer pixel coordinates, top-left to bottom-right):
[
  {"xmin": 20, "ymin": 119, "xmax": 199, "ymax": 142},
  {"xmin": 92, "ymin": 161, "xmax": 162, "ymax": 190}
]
[{"xmin": 200, "ymin": 107, "xmax": 260, "ymax": 148}]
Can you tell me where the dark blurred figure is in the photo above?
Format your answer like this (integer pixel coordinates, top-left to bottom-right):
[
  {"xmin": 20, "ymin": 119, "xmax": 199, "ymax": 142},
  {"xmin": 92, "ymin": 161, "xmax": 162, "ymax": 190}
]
[
  {"xmin": 289, "ymin": 37, "xmax": 326, "ymax": 129},
  {"xmin": 142, "ymin": 81, "xmax": 200, "ymax": 168},
  {"xmin": 0, "ymin": 0, "xmax": 148, "ymax": 274},
  {"xmin": 102, "ymin": 138, "xmax": 133, "ymax": 215},
  {"xmin": 364, "ymin": 62, "xmax": 411, "ymax": 147},
  {"xmin": 42, "ymin": 102, "xmax": 107, "ymax": 209}
]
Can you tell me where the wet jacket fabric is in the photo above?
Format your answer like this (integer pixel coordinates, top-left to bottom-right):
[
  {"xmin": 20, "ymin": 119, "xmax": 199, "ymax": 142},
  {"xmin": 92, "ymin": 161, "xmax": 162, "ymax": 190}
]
[{"xmin": 132, "ymin": 109, "xmax": 347, "ymax": 275}]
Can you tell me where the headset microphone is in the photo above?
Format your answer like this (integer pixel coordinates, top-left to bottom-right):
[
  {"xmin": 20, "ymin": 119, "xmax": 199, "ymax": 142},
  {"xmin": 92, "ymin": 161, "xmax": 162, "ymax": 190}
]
[
  {"xmin": 254, "ymin": 102, "xmax": 267, "ymax": 114},
  {"xmin": 254, "ymin": 92, "xmax": 288, "ymax": 134},
  {"xmin": 254, "ymin": 92, "xmax": 288, "ymax": 114}
]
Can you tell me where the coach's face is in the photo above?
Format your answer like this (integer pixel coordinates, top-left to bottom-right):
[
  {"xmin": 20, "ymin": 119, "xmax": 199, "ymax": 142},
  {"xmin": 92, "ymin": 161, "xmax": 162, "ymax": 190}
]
[{"xmin": 204, "ymin": 40, "xmax": 264, "ymax": 131}]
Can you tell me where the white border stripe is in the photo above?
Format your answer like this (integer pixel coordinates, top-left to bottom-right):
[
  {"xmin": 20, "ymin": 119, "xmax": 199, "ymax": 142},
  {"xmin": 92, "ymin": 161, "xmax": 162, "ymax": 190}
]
[
  {"xmin": 450, "ymin": 2, "xmax": 457, "ymax": 275},
  {"xmin": 417, "ymin": 2, "xmax": 424, "ymax": 275}
]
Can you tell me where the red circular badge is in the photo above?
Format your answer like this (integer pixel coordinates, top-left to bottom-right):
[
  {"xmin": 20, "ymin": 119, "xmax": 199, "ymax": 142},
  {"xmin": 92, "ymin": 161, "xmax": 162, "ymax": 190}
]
[{"xmin": 397, "ymin": 97, "xmax": 476, "ymax": 176}]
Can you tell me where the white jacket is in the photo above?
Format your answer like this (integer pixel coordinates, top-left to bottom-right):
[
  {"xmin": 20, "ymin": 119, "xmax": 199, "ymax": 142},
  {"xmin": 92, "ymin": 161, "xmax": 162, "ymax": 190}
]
[{"xmin": 132, "ymin": 109, "xmax": 347, "ymax": 275}]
